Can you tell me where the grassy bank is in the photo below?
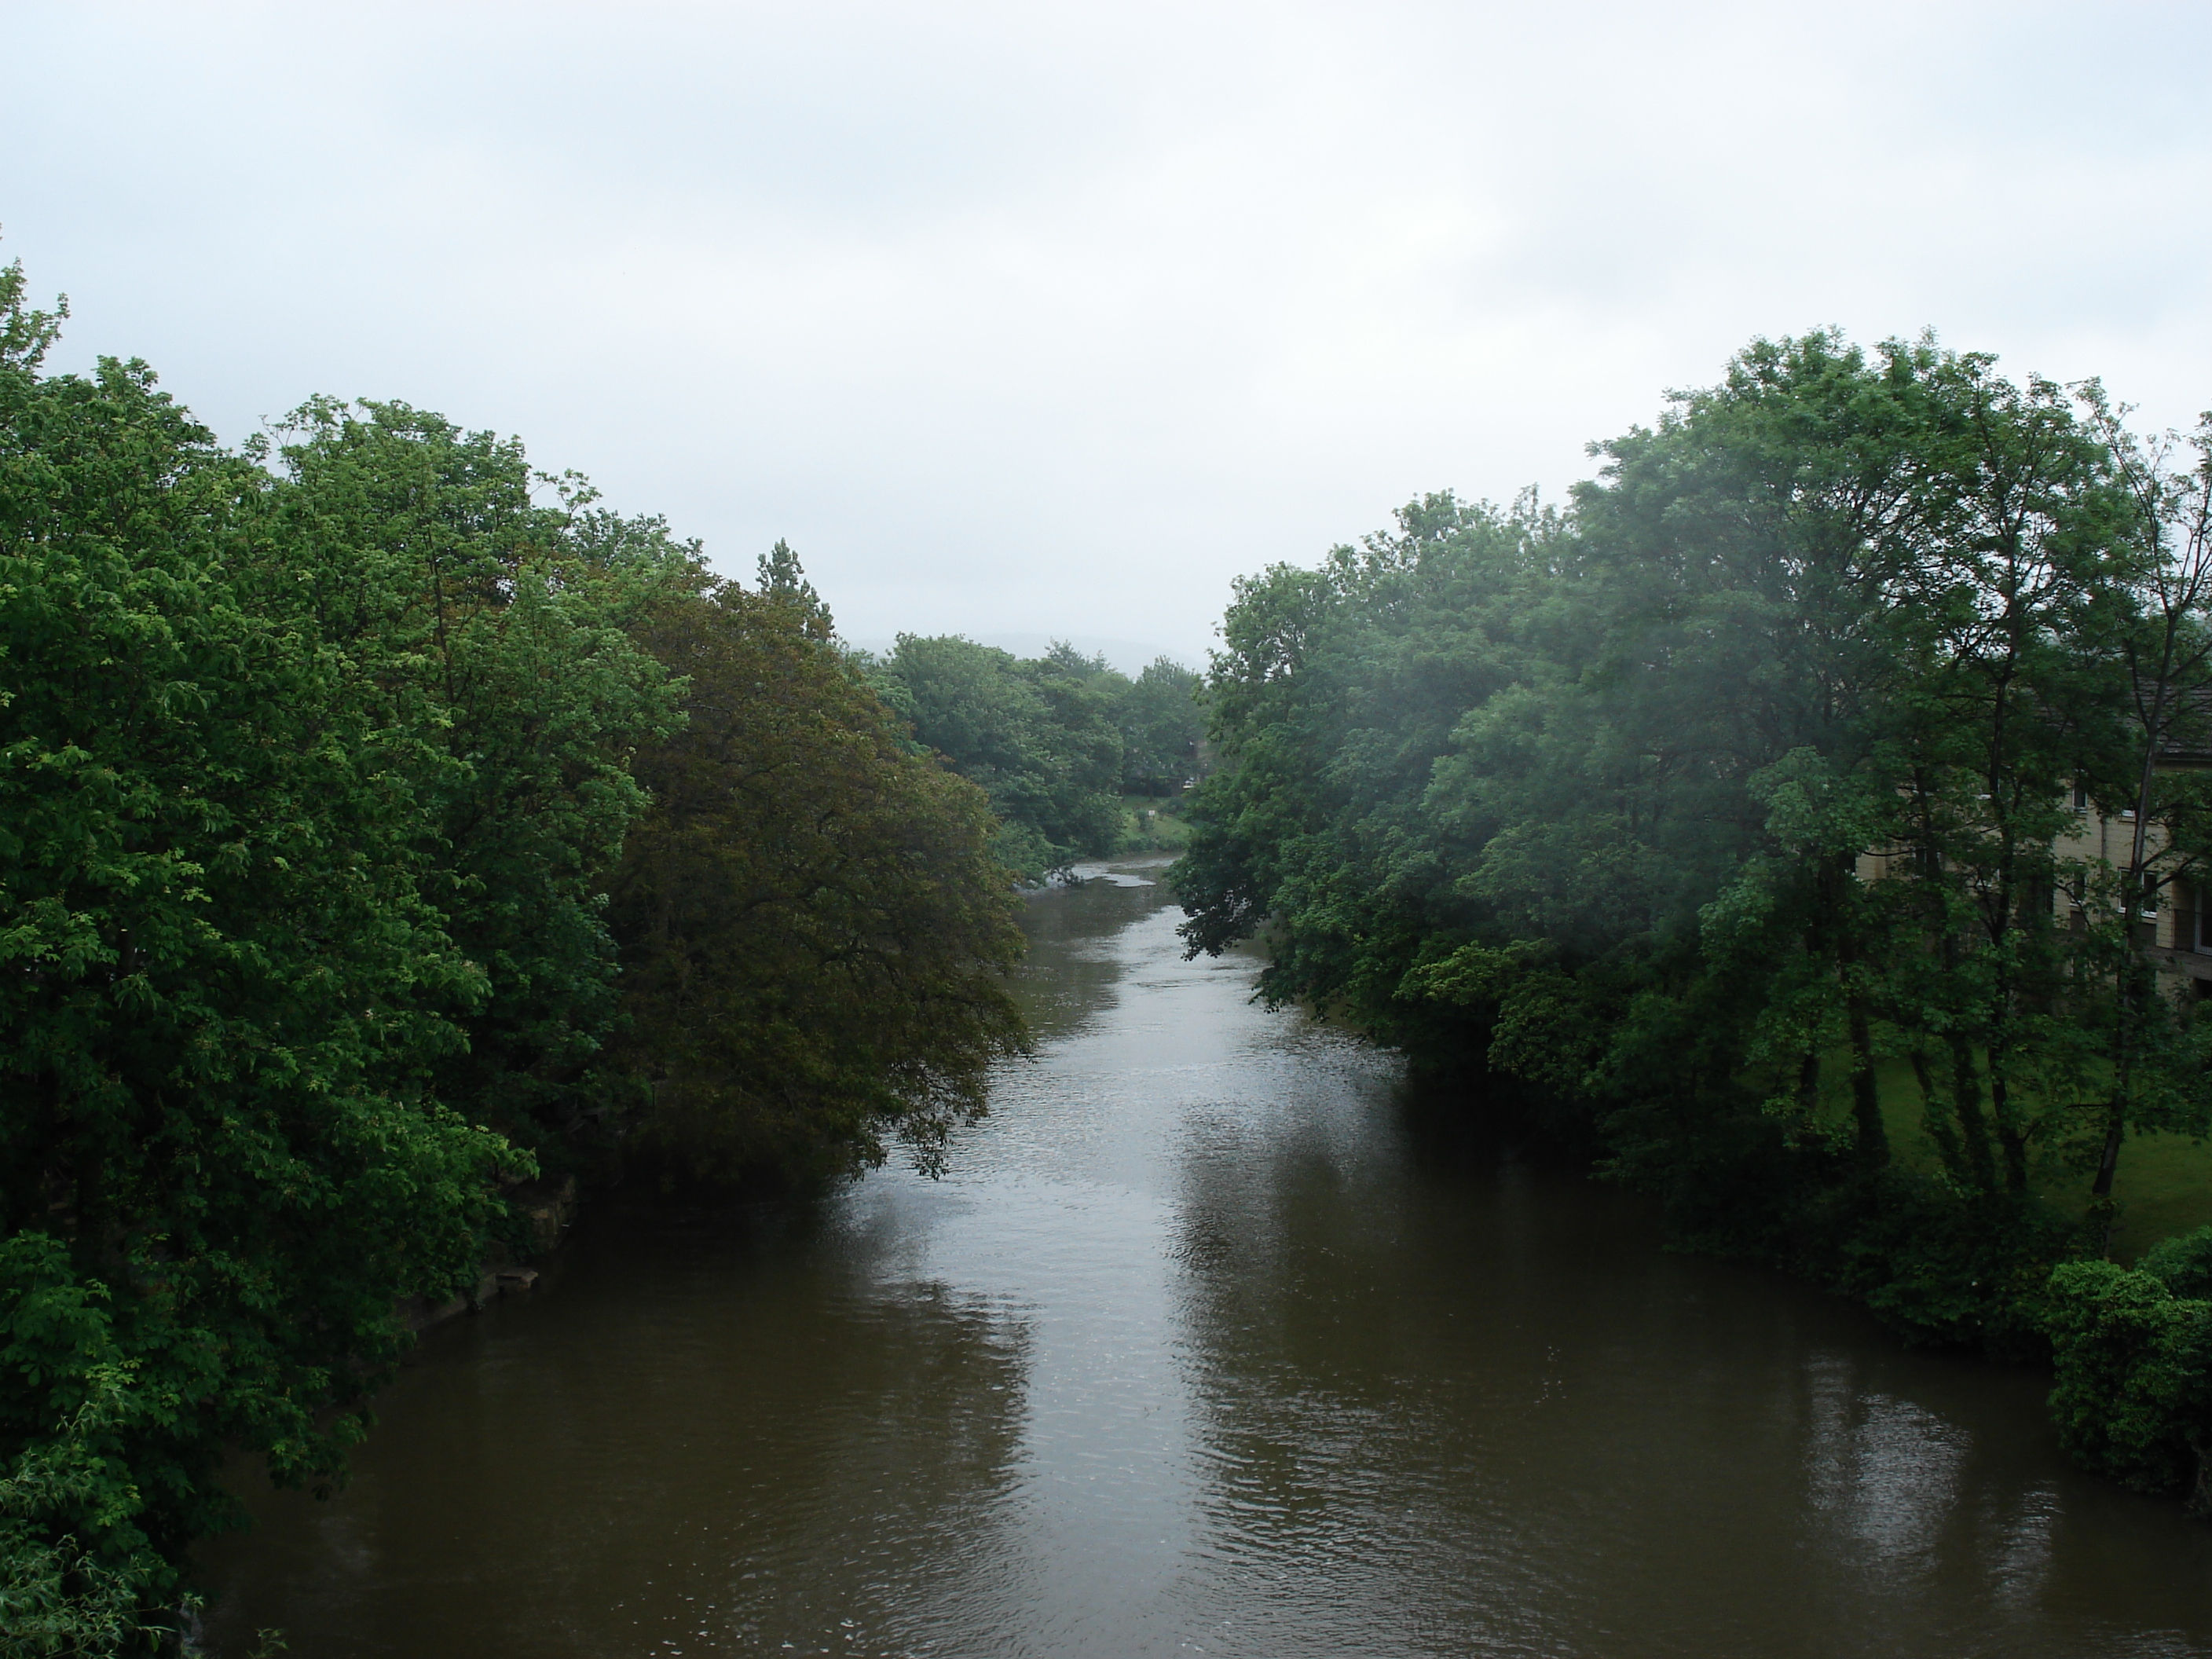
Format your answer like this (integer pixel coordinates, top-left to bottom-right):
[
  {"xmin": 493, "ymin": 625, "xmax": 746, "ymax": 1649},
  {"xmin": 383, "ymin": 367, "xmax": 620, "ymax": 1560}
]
[
  {"xmin": 1119, "ymin": 793, "xmax": 1194, "ymax": 852},
  {"xmin": 1866, "ymin": 1057, "xmax": 2212, "ymax": 1261}
]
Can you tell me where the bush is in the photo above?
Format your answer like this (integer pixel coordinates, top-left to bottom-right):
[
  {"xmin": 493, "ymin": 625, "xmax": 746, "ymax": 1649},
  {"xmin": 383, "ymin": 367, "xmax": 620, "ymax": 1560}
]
[
  {"xmin": 2045, "ymin": 1259, "xmax": 2212, "ymax": 1507},
  {"xmin": 2142, "ymin": 1226, "xmax": 2212, "ymax": 1298},
  {"xmin": 1819, "ymin": 1177, "xmax": 2077, "ymax": 1358},
  {"xmin": 0, "ymin": 1284, "xmax": 181, "ymax": 1657}
]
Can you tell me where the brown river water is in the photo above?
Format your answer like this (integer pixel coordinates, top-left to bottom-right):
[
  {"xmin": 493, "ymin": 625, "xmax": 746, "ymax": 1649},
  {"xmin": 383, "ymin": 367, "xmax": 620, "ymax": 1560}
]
[{"xmin": 199, "ymin": 858, "xmax": 2212, "ymax": 1657}]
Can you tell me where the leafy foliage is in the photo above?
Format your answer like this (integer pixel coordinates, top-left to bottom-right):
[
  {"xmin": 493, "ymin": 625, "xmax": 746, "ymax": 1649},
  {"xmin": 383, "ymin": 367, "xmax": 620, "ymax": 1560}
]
[
  {"xmin": 2142, "ymin": 1225, "xmax": 2212, "ymax": 1299},
  {"xmin": 0, "ymin": 1353, "xmax": 185, "ymax": 1659},
  {"xmin": 606, "ymin": 580, "xmax": 1031, "ymax": 1186},
  {"xmin": 872, "ymin": 636, "xmax": 1132, "ymax": 875},
  {"xmin": 1177, "ymin": 330, "xmax": 2212, "ymax": 1486},
  {"xmin": 2046, "ymin": 1260, "xmax": 2212, "ymax": 1505},
  {"xmin": 262, "ymin": 397, "xmax": 690, "ymax": 1155},
  {"xmin": 0, "ymin": 256, "xmax": 1035, "ymax": 1628},
  {"xmin": 0, "ymin": 297, "xmax": 527, "ymax": 1595},
  {"xmin": 1111, "ymin": 657, "xmax": 1205, "ymax": 797}
]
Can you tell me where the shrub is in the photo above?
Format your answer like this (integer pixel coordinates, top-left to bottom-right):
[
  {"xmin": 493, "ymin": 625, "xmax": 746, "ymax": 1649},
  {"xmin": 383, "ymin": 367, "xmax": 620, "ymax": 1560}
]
[{"xmin": 2045, "ymin": 1259, "xmax": 2212, "ymax": 1507}]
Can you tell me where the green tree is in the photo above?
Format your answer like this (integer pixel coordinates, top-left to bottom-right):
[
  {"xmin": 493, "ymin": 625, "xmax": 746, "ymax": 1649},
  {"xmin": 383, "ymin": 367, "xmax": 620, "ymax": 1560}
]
[
  {"xmin": 881, "ymin": 635, "xmax": 1122, "ymax": 874},
  {"xmin": 1176, "ymin": 331, "xmax": 2184, "ymax": 1353},
  {"xmin": 1112, "ymin": 657, "xmax": 1203, "ymax": 797},
  {"xmin": 0, "ymin": 255, "xmax": 722, "ymax": 1634},
  {"xmin": 264, "ymin": 398, "xmax": 690, "ymax": 1158},
  {"xmin": 606, "ymin": 581, "xmax": 1030, "ymax": 1185},
  {"xmin": 756, "ymin": 537, "xmax": 833, "ymax": 639},
  {"xmin": 1177, "ymin": 490, "xmax": 1564, "ymax": 1038},
  {"xmin": 0, "ymin": 266, "xmax": 517, "ymax": 1620},
  {"xmin": 2066, "ymin": 398, "xmax": 2212, "ymax": 1208}
]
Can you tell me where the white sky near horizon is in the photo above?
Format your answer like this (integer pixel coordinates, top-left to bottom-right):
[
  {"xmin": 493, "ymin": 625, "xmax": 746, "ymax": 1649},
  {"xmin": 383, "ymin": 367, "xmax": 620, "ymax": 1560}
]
[{"xmin": 4, "ymin": 2, "xmax": 2208, "ymax": 668}]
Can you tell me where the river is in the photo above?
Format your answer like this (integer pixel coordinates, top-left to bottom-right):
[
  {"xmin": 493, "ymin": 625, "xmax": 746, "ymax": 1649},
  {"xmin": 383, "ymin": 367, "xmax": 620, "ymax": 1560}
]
[{"xmin": 199, "ymin": 858, "xmax": 2212, "ymax": 1657}]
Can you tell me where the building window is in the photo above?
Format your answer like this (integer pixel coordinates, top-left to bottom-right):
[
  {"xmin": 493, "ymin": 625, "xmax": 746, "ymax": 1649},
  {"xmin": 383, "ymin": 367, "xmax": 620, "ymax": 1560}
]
[{"xmin": 2181, "ymin": 881, "xmax": 2210, "ymax": 954}]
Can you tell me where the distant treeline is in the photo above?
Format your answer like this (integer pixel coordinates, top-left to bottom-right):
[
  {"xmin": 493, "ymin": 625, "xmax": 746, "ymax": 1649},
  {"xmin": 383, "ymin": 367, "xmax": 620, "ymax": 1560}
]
[
  {"xmin": 0, "ymin": 262, "xmax": 1030, "ymax": 1645},
  {"xmin": 1176, "ymin": 331, "xmax": 2212, "ymax": 1510},
  {"xmin": 859, "ymin": 635, "xmax": 1204, "ymax": 877}
]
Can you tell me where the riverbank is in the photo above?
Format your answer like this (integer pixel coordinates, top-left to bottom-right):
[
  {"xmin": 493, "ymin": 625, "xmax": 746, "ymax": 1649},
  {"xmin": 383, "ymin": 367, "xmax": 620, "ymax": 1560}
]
[
  {"xmin": 397, "ymin": 1174, "xmax": 583, "ymax": 1332},
  {"xmin": 1861, "ymin": 1057, "xmax": 2212, "ymax": 1262},
  {"xmin": 1119, "ymin": 793, "xmax": 1193, "ymax": 852}
]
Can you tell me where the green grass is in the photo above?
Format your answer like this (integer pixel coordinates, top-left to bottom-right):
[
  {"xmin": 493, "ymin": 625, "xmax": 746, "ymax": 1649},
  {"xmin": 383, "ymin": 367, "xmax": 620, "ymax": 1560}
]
[
  {"xmin": 2092, "ymin": 1132, "xmax": 2212, "ymax": 1260},
  {"xmin": 1119, "ymin": 793, "xmax": 1192, "ymax": 853},
  {"xmin": 1869, "ymin": 1057, "xmax": 2212, "ymax": 1261}
]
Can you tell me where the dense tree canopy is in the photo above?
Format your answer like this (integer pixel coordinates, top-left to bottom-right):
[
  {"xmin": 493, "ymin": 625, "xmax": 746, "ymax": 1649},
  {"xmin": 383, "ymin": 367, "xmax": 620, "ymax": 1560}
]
[
  {"xmin": 1178, "ymin": 332, "xmax": 2212, "ymax": 1377},
  {"xmin": 263, "ymin": 397, "xmax": 691, "ymax": 1155},
  {"xmin": 0, "ymin": 274, "xmax": 577, "ymax": 1635},
  {"xmin": 0, "ymin": 258, "xmax": 1038, "ymax": 1644},
  {"xmin": 1109, "ymin": 656, "xmax": 1205, "ymax": 797},
  {"xmin": 606, "ymin": 580, "xmax": 1030, "ymax": 1187},
  {"xmin": 861, "ymin": 636, "xmax": 1206, "ymax": 877}
]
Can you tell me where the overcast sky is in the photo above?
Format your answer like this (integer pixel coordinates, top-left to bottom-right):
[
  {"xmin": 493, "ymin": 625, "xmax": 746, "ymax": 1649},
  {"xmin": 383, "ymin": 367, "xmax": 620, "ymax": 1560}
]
[{"xmin": 5, "ymin": 2, "xmax": 2208, "ymax": 666}]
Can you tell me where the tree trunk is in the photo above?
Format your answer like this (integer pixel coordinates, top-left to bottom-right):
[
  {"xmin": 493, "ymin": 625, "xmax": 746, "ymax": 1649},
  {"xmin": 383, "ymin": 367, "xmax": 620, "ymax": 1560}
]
[
  {"xmin": 2090, "ymin": 1099, "xmax": 2126, "ymax": 1200},
  {"xmin": 1910, "ymin": 1049, "xmax": 1965, "ymax": 1180},
  {"xmin": 1846, "ymin": 995, "xmax": 1889, "ymax": 1170},
  {"xmin": 1946, "ymin": 1033, "xmax": 2001, "ymax": 1189},
  {"xmin": 1990, "ymin": 1079, "xmax": 2026, "ymax": 1194},
  {"xmin": 1987, "ymin": 1071, "xmax": 2030, "ymax": 1194},
  {"xmin": 2097, "ymin": 947, "xmax": 2153, "ymax": 1203}
]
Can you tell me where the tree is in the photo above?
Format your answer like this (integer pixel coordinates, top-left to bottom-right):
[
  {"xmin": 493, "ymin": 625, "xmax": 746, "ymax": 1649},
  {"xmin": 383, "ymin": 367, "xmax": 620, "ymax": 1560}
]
[
  {"xmin": 264, "ymin": 398, "xmax": 690, "ymax": 1157},
  {"xmin": 0, "ymin": 257, "xmax": 723, "ymax": 1632},
  {"xmin": 1114, "ymin": 657, "xmax": 1204, "ymax": 797},
  {"xmin": 2067, "ymin": 397, "xmax": 2212, "ymax": 1207},
  {"xmin": 1178, "ymin": 492, "xmax": 1555, "ymax": 1041},
  {"xmin": 606, "ymin": 580, "xmax": 1031, "ymax": 1186},
  {"xmin": 756, "ymin": 537, "xmax": 833, "ymax": 639},
  {"xmin": 1175, "ymin": 331, "xmax": 2195, "ymax": 1353},
  {"xmin": 0, "ymin": 266, "xmax": 518, "ymax": 1617},
  {"xmin": 880, "ymin": 635, "xmax": 1122, "ymax": 874}
]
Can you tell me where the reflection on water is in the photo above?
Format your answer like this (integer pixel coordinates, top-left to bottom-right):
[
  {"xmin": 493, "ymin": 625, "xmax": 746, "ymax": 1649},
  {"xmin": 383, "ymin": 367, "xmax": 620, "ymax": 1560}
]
[
  {"xmin": 200, "ymin": 1215, "xmax": 1034, "ymax": 1655},
  {"xmin": 200, "ymin": 860, "xmax": 2212, "ymax": 1657}
]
